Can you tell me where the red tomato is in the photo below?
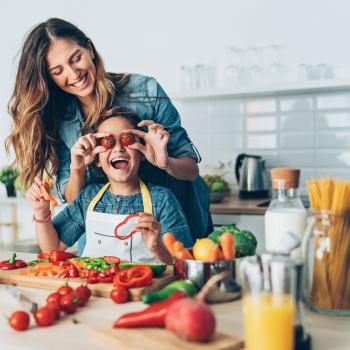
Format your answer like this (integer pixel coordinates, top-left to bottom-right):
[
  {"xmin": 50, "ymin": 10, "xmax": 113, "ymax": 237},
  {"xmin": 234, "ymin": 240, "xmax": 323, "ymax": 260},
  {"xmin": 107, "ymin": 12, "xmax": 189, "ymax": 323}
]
[
  {"xmin": 119, "ymin": 133, "xmax": 135, "ymax": 146},
  {"xmin": 9, "ymin": 311, "xmax": 30, "ymax": 331},
  {"xmin": 110, "ymin": 286, "xmax": 128, "ymax": 304},
  {"xmin": 57, "ymin": 285, "xmax": 73, "ymax": 296},
  {"xmin": 46, "ymin": 292, "xmax": 61, "ymax": 304},
  {"xmin": 59, "ymin": 293, "xmax": 79, "ymax": 314},
  {"xmin": 101, "ymin": 135, "xmax": 116, "ymax": 149},
  {"xmin": 76, "ymin": 285, "xmax": 91, "ymax": 301},
  {"xmin": 74, "ymin": 289, "xmax": 88, "ymax": 307},
  {"xmin": 34, "ymin": 307, "xmax": 55, "ymax": 327},
  {"xmin": 46, "ymin": 300, "xmax": 61, "ymax": 320}
]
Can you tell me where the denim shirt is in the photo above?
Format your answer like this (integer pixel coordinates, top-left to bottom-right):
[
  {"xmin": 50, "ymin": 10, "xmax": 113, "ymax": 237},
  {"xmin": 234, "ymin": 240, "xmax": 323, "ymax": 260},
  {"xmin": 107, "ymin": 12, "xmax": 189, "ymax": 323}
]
[
  {"xmin": 53, "ymin": 182, "xmax": 193, "ymax": 256},
  {"xmin": 56, "ymin": 74, "xmax": 212, "ymax": 239}
]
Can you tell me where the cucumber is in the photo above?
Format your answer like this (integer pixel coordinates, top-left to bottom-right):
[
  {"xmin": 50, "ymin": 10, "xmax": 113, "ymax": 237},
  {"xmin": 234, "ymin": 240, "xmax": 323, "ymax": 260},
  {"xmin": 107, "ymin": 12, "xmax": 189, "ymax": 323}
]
[{"xmin": 119, "ymin": 262, "xmax": 167, "ymax": 277}]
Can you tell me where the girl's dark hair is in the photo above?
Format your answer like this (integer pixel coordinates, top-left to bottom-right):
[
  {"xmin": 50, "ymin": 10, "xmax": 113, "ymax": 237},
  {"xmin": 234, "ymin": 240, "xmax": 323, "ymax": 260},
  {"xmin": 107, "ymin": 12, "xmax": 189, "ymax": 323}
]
[{"xmin": 93, "ymin": 106, "xmax": 142, "ymax": 132}]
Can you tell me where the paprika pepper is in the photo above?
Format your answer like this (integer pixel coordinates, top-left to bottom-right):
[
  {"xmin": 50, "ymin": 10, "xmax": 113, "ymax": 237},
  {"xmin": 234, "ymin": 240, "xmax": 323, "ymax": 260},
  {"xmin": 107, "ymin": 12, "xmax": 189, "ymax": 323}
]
[
  {"xmin": 113, "ymin": 266, "xmax": 153, "ymax": 289},
  {"xmin": 102, "ymin": 256, "xmax": 120, "ymax": 265},
  {"xmin": 113, "ymin": 292, "xmax": 187, "ymax": 328},
  {"xmin": 50, "ymin": 250, "xmax": 77, "ymax": 263}
]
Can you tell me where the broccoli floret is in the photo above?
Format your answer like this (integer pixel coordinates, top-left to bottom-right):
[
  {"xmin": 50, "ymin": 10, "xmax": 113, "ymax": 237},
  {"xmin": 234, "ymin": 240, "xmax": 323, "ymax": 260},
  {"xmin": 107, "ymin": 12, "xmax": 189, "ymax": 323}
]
[{"xmin": 208, "ymin": 225, "xmax": 257, "ymax": 257}]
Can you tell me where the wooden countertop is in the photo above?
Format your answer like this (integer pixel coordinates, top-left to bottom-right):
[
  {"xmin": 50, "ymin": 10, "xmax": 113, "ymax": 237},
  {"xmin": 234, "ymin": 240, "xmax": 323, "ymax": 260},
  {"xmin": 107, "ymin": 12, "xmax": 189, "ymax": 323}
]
[
  {"xmin": 210, "ymin": 194, "xmax": 269, "ymax": 215},
  {"xmin": 1, "ymin": 251, "xmax": 349, "ymax": 350}
]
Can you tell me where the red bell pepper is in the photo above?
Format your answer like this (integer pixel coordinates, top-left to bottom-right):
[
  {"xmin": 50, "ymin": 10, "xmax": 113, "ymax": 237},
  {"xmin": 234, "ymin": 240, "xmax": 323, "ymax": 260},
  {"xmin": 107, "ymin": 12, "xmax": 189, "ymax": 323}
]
[
  {"xmin": 103, "ymin": 256, "xmax": 120, "ymax": 265},
  {"xmin": 37, "ymin": 252, "xmax": 51, "ymax": 260},
  {"xmin": 50, "ymin": 250, "xmax": 77, "ymax": 263},
  {"xmin": 113, "ymin": 292, "xmax": 187, "ymax": 328},
  {"xmin": 113, "ymin": 266, "xmax": 153, "ymax": 289},
  {"xmin": 0, "ymin": 253, "xmax": 27, "ymax": 270}
]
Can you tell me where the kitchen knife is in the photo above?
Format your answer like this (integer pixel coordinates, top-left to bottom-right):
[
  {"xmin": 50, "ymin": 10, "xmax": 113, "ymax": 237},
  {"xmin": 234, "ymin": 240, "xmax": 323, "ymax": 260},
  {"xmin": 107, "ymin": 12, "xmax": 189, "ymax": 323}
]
[{"xmin": 5, "ymin": 285, "xmax": 38, "ymax": 313}]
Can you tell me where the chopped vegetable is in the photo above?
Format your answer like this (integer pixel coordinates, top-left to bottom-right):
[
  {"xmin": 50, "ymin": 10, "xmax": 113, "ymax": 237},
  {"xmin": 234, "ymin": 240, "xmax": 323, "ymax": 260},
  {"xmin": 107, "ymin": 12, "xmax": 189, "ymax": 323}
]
[
  {"xmin": 40, "ymin": 184, "xmax": 58, "ymax": 207},
  {"xmin": 113, "ymin": 265, "xmax": 153, "ymax": 289}
]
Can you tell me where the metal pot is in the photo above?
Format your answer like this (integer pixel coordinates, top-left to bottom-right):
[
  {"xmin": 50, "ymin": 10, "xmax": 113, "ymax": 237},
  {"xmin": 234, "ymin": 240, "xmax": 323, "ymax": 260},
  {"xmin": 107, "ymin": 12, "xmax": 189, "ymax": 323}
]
[{"xmin": 174, "ymin": 258, "xmax": 241, "ymax": 303}]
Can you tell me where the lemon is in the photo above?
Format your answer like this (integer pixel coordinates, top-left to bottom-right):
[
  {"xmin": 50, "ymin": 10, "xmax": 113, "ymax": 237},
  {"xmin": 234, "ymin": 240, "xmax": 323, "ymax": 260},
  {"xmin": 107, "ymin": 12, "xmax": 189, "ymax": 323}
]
[{"xmin": 192, "ymin": 238, "xmax": 217, "ymax": 261}]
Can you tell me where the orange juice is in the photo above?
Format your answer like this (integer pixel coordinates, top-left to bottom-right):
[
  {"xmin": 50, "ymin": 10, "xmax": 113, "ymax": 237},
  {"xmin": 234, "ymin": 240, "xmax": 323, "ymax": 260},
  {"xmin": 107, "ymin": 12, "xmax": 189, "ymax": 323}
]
[{"xmin": 243, "ymin": 293, "xmax": 295, "ymax": 350}]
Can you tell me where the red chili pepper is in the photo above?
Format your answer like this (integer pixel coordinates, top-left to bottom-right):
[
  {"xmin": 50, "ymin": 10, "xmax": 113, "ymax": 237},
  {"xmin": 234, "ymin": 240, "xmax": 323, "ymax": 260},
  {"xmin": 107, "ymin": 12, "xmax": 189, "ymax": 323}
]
[
  {"xmin": 50, "ymin": 250, "xmax": 77, "ymax": 263},
  {"xmin": 113, "ymin": 265, "xmax": 153, "ymax": 289},
  {"xmin": 114, "ymin": 213, "xmax": 140, "ymax": 240},
  {"xmin": 103, "ymin": 256, "xmax": 120, "ymax": 264},
  {"xmin": 98, "ymin": 276, "xmax": 113, "ymax": 283},
  {"xmin": 113, "ymin": 292, "xmax": 187, "ymax": 328}
]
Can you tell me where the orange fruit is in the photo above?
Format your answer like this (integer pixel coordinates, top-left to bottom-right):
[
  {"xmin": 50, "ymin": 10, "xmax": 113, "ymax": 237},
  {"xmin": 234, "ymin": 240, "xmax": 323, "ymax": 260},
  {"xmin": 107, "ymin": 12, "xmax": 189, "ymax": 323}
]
[{"xmin": 192, "ymin": 238, "xmax": 217, "ymax": 261}]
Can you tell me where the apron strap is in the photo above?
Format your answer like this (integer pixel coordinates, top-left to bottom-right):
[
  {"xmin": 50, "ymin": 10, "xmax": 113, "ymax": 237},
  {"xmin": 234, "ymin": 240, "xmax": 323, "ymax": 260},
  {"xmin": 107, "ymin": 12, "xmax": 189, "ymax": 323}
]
[{"xmin": 87, "ymin": 180, "xmax": 153, "ymax": 215}]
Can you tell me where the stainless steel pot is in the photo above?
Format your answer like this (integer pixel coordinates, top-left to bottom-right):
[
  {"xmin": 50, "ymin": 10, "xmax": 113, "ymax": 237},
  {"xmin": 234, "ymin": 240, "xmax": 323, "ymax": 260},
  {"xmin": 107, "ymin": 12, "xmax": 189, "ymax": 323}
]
[{"xmin": 174, "ymin": 259, "xmax": 241, "ymax": 303}]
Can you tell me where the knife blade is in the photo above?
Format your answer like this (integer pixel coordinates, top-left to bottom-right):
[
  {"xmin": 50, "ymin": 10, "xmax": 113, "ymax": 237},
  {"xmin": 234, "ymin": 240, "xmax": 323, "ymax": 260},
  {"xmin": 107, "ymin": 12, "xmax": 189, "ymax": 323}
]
[{"xmin": 5, "ymin": 285, "xmax": 38, "ymax": 313}]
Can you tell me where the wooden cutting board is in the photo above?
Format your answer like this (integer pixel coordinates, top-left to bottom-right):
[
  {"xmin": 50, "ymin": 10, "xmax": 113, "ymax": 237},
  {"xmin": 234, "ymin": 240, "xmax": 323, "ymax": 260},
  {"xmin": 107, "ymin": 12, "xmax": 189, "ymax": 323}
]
[
  {"xmin": 0, "ymin": 266, "xmax": 174, "ymax": 300},
  {"xmin": 90, "ymin": 326, "xmax": 244, "ymax": 350}
]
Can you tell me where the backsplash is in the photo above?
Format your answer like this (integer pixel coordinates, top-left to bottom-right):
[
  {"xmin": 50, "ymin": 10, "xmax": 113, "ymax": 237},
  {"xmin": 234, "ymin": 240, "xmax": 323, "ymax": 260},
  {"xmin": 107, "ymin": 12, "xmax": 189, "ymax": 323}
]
[{"xmin": 174, "ymin": 91, "xmax": 350, "ymax": 194}]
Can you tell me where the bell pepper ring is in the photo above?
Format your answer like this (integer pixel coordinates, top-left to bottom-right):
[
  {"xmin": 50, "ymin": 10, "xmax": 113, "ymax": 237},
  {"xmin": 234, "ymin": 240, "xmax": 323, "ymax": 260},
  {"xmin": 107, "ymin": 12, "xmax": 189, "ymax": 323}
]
[
  {"xmin": 114, "ymin": 213, "xmax": 140, "ymax": 240},
  {"xmin": 113, "ymin": 265, "xmax": 153, "ymax": 289}
]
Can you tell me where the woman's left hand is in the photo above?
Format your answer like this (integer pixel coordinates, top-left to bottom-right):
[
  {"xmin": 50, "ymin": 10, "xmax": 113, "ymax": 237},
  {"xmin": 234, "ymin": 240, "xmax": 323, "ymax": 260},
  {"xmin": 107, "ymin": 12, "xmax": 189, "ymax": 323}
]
[
  {"xmin": 135, "ymin": 213, "xmax": 162, "ymax": 253},
  {"xmin": 123, "ymin": 120, "xmax": 170, "ymax": 170}
]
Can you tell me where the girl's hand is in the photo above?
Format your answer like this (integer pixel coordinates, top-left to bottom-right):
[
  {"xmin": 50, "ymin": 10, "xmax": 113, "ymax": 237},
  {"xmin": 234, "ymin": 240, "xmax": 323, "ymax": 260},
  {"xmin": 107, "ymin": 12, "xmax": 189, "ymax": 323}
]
[
  {"xmin": 25, "ymin": 177, "xmax": 51, "ymax": 219},
  {"xmin": 70, "ymin": 133, "xmax": 109, "ymax": 170},
  {"xmin": 123, "ymin": 120, "xmax": 170, "ymax": 170},
  {"xmin": 136, "ymin": 213, "xmax": 162, "ymax": 253}
]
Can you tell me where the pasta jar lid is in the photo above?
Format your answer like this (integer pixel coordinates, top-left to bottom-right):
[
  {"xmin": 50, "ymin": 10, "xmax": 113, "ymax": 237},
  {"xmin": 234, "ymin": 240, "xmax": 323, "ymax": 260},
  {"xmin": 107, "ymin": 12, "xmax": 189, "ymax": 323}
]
[{"xmin": 271, "ymin": 168, "xmax": 300, "ymax": 189}]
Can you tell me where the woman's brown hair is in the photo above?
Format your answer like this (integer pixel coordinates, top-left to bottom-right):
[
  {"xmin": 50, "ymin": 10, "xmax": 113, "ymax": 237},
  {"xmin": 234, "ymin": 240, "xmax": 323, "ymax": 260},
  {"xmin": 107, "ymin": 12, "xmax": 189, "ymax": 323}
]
[{"xmin": 5, "ymin": 18, "xmax": 129, "ymax": 188}]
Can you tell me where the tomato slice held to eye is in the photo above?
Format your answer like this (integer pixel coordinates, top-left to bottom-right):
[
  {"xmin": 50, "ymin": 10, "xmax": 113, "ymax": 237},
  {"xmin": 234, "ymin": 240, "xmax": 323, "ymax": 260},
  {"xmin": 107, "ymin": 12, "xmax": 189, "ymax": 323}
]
[
  {"xmin": 101, "ymin": 135, "xmax": 116, "ymax": 149},
  {"xmin": 119, "ymin": 133, "xmax": 135, "ymax": 146}
]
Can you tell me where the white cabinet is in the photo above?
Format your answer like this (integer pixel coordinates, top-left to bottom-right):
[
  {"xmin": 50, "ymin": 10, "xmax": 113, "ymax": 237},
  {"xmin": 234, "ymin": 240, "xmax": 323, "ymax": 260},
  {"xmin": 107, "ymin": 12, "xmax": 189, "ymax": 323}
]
[{"xmin": 211, "ymin": 214, "xmax": 265, "ymax": 252}]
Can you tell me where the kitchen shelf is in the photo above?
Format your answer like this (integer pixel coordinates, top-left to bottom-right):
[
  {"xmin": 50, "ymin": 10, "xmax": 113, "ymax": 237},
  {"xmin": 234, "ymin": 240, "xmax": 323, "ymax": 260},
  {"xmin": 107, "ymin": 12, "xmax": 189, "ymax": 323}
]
[{"xmin": 170, "ymin": 79, "xmax": 350, "ymax": 101}]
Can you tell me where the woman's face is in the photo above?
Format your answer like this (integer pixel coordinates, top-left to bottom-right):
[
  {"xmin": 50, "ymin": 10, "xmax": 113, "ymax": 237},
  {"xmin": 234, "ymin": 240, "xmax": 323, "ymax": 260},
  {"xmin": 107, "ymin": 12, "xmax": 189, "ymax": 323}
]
[{"xmin": 46, "ymin": 38, "xmax": 96, "ymax": 100}]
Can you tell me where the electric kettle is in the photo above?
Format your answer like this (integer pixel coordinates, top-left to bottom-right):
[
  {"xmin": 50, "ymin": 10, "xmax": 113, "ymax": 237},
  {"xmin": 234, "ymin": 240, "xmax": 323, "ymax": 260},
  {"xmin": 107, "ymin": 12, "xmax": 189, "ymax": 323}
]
[{"xmin": 235, "ymin": 153, "xmax": 269, "ymax": 199}]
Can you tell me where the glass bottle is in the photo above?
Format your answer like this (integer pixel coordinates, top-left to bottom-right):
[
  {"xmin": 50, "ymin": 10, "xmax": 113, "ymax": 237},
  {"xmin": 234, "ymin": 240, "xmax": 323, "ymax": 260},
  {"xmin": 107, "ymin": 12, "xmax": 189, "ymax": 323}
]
[{"xmin": 265, "ymin": 168, "xmax": 307, "ymax": 258}]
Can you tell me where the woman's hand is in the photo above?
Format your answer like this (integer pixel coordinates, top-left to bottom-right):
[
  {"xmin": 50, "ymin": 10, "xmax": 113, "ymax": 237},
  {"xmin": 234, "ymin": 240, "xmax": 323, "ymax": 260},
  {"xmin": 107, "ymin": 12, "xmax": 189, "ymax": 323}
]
[
  {"xmin": 25, "ymin": 177, "xmax": 51, "ymax": 220},
  {"xmin": 124, "ymin": 120, "xmax": 170, "ymax": 170},
  {"xmin": 136, "ymin": 213, "xmax": 162, "ymax": 253},
  {"xmin": 70, "ymin": 133, "xmax": 109, "ymax": 170}
]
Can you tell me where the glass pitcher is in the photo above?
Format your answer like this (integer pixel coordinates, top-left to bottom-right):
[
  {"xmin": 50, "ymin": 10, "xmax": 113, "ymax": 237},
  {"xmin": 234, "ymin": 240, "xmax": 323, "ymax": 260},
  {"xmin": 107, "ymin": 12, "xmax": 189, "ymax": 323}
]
[{"xmin": 303, "ymin": 209, "xmax": 350, "ymax": 315}]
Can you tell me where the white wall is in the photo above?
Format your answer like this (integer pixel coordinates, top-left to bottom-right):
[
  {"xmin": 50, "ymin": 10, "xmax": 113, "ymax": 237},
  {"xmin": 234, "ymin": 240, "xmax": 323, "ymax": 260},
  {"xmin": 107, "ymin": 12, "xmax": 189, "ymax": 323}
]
[{"xmin": 1, "ymin": 0, "xmax": 350, "ymax": 169}]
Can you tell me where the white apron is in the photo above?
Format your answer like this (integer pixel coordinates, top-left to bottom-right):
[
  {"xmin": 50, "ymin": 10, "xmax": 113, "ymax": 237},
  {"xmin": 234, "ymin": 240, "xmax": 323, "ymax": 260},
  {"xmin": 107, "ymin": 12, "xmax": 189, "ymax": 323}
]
[{"xmin": 82, "ymin": 180, "xmax": 156, "ymax": 262}]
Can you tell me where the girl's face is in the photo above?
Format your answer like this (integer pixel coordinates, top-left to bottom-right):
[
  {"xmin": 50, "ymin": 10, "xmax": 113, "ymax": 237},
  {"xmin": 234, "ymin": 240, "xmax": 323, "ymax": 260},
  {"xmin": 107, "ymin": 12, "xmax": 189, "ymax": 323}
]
[
  {"xmin": 46, "ymin": 38, "xmax": 96, "ymax": 100},
  {"xmin": 96, "ymin": 117, "xmax": 143, "ymax": 184}
]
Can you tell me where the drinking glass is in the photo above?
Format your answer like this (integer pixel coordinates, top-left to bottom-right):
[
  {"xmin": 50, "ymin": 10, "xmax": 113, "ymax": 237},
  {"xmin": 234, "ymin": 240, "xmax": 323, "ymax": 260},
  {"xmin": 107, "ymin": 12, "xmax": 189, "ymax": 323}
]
[{"xmin": 240, "ymin": 256, "xmax": 295, "ymax": 350}]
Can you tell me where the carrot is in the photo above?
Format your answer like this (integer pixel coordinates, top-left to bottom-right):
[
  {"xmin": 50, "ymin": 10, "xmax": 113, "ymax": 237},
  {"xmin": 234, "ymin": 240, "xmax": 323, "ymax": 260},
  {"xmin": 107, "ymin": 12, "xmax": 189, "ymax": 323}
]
[
  {"xmin": 207, "ymin": 245, "xmax": 221, "ymax": 262},
  {"xmin": 40, "ymin": 184, "xmax": 58, "ymax": 207},
  {"xmin": 173, "ymin": 241, "xmax": 184, "ymax": 253},
  {"xmin": 220, "ymin": 232, "xmax": 235, "ymax": 260},
  {"xmin": 162, "ymin": 232, "xmax": 176, "ymax": 256}
]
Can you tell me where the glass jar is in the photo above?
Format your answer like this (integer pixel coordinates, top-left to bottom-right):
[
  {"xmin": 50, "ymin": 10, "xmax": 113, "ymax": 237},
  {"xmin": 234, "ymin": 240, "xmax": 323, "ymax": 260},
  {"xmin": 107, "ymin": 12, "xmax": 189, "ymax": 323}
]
[
  {"xmin": 265, "ymin": 168, "xmax": 307, "ymax": 258},
  {"xmin": 303, "ymin": 210, "xmax": 350, "ymax": 315}
]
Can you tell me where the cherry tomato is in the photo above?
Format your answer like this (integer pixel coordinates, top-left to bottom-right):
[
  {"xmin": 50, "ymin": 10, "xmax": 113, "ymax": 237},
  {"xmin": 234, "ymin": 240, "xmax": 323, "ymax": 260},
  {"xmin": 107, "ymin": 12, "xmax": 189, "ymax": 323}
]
[
  {"xmin": 34, "ymin": 307, "xmax": 55, "ymax": 327},
  {"xmin": 46, "ymin": 292, "xmax": 61, "ymax": 304},
  {"xmin": 9, "ymin": 311, "xmax": 30, "ymax": 331},
  {"xmin": 57, "ymin": 284, "xmax": 73, "ymax": 296},
  {"xmin": 119, "ymin": 133, "xmax": 135, "ymax": 146},
  {"xmin": 110, "ymin": 286, "xmax": 128, "ymax": 304},
  {"xmin": 74, "ymin": 289, "xmax": 88, "ymax": 307},
  {"xmin": 59, "ymin": 293, "xmax": 79, "ymax": 314},
  {"xmin": 101, "ymin": 135, "xmax": 116, "ymax": 149},
  {"xmin": 87, "ymin": 276, "xmax": 99, "ymax": 284},
  {"xmin": 76, "ymin": 285, "xmax": 92, "ymax": 301},
  {"xmin": 46, "ymin": 300, "xmax": 61, "ymax": 320}
]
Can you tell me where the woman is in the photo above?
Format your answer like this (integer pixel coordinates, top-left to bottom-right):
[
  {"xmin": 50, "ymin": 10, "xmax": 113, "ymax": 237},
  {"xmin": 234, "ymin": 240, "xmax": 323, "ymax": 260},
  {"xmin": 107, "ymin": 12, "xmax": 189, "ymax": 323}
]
[{"xmin": 6, "ymin": 18, "xmax": 212, "ymax": 239}]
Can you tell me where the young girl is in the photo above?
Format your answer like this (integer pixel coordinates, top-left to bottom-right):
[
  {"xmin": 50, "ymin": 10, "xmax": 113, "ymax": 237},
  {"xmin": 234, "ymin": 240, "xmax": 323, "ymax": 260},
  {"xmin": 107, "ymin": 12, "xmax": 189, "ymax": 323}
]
[{"xmin": 26, "ymin": 109, "xmax": 193, "ymax": 264}]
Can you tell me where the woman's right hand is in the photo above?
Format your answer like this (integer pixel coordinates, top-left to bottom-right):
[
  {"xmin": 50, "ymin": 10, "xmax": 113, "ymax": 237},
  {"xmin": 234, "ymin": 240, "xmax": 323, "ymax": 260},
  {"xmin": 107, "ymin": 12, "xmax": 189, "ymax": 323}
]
[
  {"xmin": 70, "ymin": 133, "xmax": 109, "ymax": 170},
  {"xmin": 25, "ymin": 177, "xmax": 51, "ymax": 219}
]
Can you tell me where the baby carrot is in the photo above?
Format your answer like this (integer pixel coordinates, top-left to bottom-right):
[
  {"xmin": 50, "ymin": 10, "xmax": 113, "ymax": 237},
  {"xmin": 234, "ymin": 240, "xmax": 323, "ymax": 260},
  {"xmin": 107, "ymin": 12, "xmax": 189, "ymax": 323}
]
[
  {"xmin": 162, "ymin": 232, "xmax": 176, "ymax": 256},
  {"xmin": 220, "ymin": 232, "xmax": 235, "ymax": 260},
  {"xmin": 40, "ymin": 184, "xmax": 58, "ymax": 207}
]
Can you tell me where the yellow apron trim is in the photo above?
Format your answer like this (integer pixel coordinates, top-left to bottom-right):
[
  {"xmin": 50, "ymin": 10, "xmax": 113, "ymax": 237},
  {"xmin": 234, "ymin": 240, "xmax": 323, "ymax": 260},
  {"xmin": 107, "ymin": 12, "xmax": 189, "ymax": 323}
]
[{"xmin": 87, "ymin": 180, "xmax": 152, "ymax": 215}]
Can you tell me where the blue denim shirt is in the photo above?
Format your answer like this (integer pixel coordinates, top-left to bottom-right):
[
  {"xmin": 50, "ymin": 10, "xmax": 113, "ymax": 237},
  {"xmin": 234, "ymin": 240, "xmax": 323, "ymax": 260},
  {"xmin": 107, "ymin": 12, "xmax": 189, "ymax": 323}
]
[
  {"xmin": 53, "ymin": 182, "xmax": 193, "ymax": 256},
  {"xmin": 56, "ymin": 74, "xmax": 212, "ymax": 239}
]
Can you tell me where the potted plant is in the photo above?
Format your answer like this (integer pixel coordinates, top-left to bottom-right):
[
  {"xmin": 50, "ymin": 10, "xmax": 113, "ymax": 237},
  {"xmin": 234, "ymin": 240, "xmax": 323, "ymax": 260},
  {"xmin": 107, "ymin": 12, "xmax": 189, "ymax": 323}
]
[{"xmin": 0, "ymin": 166, "xmax": 20, "ymax": 197}]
